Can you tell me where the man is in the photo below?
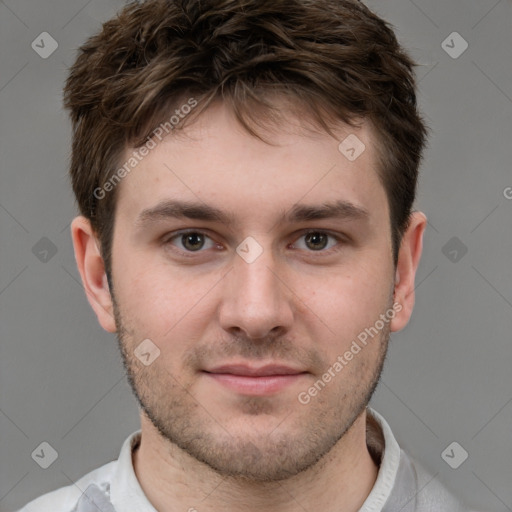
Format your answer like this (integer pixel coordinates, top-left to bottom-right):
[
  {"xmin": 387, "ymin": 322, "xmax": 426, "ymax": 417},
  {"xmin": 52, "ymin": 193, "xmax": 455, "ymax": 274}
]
[{"xmin": 19, "ymin": 0, "xmax": 481, "ymax": 511}]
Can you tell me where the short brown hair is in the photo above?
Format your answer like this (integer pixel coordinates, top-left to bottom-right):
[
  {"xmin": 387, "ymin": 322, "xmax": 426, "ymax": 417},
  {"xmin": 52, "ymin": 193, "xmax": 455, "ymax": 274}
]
[{"xmin": 63, "ymin": 0, "xmax": 429, "ymax": 278}]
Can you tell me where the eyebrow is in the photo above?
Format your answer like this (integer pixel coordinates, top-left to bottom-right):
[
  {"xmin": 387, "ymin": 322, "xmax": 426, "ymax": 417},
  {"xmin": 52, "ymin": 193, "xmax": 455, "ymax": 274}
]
[{"xmin": 135, "ymin": 198, "xmax": 370, "ymax": 229}]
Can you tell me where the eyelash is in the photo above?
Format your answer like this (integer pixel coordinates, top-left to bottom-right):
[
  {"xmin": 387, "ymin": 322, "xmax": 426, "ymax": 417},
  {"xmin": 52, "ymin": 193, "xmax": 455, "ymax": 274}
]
[{"xmin": 162, "ymin": 229, "xmax": 347, "ymax": 258}]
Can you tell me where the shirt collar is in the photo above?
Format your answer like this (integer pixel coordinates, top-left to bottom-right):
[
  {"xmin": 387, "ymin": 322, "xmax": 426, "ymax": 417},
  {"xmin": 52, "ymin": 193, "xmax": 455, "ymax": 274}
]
[
  {"xmin": 110, "ymin": 429, "xmax": 156, "ymax": 512},
  {"xmin": 110, "ymin": 406, "xmax": 401, "ymax": 512},
  {"xmin": 359, "ymin": 407, "xmax": 402, "ymax": 511}
]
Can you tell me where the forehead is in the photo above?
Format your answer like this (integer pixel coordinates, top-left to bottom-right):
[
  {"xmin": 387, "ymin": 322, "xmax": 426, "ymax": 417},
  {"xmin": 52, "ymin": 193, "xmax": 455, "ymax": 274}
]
[{"xmin": 114, "ymin": 100, "xmax": 388, "ymax": 229}]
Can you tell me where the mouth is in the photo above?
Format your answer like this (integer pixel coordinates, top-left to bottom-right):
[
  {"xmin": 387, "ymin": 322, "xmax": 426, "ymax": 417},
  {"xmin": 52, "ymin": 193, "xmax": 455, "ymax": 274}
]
[{"xmin": 202, "ymin": 363, "xmax": 309, "ymax": 395}]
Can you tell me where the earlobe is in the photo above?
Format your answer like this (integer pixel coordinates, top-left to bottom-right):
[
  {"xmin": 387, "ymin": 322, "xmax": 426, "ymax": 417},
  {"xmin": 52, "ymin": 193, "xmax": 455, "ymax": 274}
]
[
  {"xmin": 70, "ymin": 216, "xmax": 117, "ymax": 333},
  {"xmin": 390, "ymin": 211, "xmax": 427, "ymax": 333}
]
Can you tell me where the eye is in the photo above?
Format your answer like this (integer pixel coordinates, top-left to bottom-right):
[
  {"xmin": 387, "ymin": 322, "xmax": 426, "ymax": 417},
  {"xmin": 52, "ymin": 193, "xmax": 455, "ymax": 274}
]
[
  {"xmin": 163, "ymin": 229, "xmax": 345, "ymax": 257},
  {"xmin": 291, "ymin": 230, "xmax": 343, "ymax": 253},
  {"xmin": 164, "ymin": 230, "xmax": 218, "ymax": 253}
]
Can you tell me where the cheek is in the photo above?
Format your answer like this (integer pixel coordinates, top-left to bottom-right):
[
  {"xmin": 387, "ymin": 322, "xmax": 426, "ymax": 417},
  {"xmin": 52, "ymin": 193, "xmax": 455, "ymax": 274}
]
[
  {"xmin": 305, "ymin": 265, "xmax": 392, "ymax": 348},
  {"xmin": 114, "ymin": 257, "xmax": 216, "ymax": 339}
]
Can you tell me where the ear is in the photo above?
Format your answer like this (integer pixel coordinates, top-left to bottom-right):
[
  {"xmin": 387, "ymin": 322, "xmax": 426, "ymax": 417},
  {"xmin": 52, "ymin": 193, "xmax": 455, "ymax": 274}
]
[
  {"xmin": 70, "ymin": 216, "xmax": 116, "ymax": 333},
  {"xmin": 390, "ymin": 211, "xmax": 427, "ymax": 332}
]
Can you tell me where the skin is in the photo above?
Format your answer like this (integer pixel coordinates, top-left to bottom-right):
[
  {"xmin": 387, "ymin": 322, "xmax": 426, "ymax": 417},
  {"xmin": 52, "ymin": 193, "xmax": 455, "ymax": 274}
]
[{"xmin": 71, "ymin": 99, "xmax": 426, "ymax": 512}]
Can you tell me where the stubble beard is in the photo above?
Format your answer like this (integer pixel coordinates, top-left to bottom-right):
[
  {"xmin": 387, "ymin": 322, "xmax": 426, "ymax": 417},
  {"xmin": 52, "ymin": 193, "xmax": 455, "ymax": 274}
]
[{"xmin": 112, "ymin": 292, "xmax": 390, "ymax": 483}]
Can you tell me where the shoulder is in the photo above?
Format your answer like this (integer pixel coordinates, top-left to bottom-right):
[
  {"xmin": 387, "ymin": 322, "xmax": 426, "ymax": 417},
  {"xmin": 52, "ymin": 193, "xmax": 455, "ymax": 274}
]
[
  {"xmin": 366, "ymin": 408, "xmax": 483, "ymax": 512},
  {"xmin": 401, "ymin": 451, "xmax": 482, "ymax": 512},
  {"xmin": 15, "ymin": 461, "xmax": 116, "ymax": 512}
]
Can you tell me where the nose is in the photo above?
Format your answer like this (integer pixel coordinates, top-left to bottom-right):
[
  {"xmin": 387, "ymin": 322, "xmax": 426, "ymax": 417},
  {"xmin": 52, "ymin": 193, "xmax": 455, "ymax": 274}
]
[{"xmin": 218, "ymin": 241, "xmax": 294, "ymax": 341}]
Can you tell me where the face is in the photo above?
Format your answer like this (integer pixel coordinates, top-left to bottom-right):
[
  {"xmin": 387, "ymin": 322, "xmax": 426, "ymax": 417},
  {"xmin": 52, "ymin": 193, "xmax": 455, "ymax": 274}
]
[{"xmin": 108, "ymin": 100, "xmax": 397, "ymax": 481}]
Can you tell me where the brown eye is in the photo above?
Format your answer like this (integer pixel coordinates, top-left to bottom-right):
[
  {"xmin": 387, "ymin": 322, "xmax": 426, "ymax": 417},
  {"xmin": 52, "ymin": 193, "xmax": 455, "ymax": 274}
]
[
  {"xmin": 181, "ymin": 232, "xmax": 205, "ymax": 251},
  {"xmin": 293, "ymin": 231, "xmax": 341, "ymax": 253},
  {"xmin": 165, "ymin": 230, "xmax": 217, "ymax": 253},
  {"xmin": 304, "ymin": 232, "xmax": 329, "ymax": 251}
]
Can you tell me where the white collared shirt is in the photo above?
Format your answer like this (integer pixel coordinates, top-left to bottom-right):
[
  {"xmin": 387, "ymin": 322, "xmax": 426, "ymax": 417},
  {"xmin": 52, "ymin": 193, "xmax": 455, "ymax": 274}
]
[{"xmin": 17, "ymin": 407, "xmax": 479, "ymax": 512}]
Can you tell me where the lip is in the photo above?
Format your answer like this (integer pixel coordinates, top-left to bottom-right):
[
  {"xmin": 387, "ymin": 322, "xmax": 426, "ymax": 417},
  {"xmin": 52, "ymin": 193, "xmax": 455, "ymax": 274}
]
[
  {"xmin": 205, "ymin": 364, "xmax": 305, "ymax": 376},
  {"xmin": 202, "ymin": 364, "xmax": 308, "ymax": 395}
]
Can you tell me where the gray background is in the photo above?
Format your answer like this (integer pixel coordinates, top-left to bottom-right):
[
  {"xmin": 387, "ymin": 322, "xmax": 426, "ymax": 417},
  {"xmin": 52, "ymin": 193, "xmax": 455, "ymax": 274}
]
[{"xmin": 1, "ymin": 0, "xmax": 511, "ymax": 510}]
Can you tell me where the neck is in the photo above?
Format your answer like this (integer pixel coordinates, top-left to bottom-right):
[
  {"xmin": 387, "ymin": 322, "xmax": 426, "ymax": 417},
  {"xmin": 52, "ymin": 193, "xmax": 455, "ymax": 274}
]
[{"xmin": 133, "ymin": 410, "xmax": 379, "ymax": 512}]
